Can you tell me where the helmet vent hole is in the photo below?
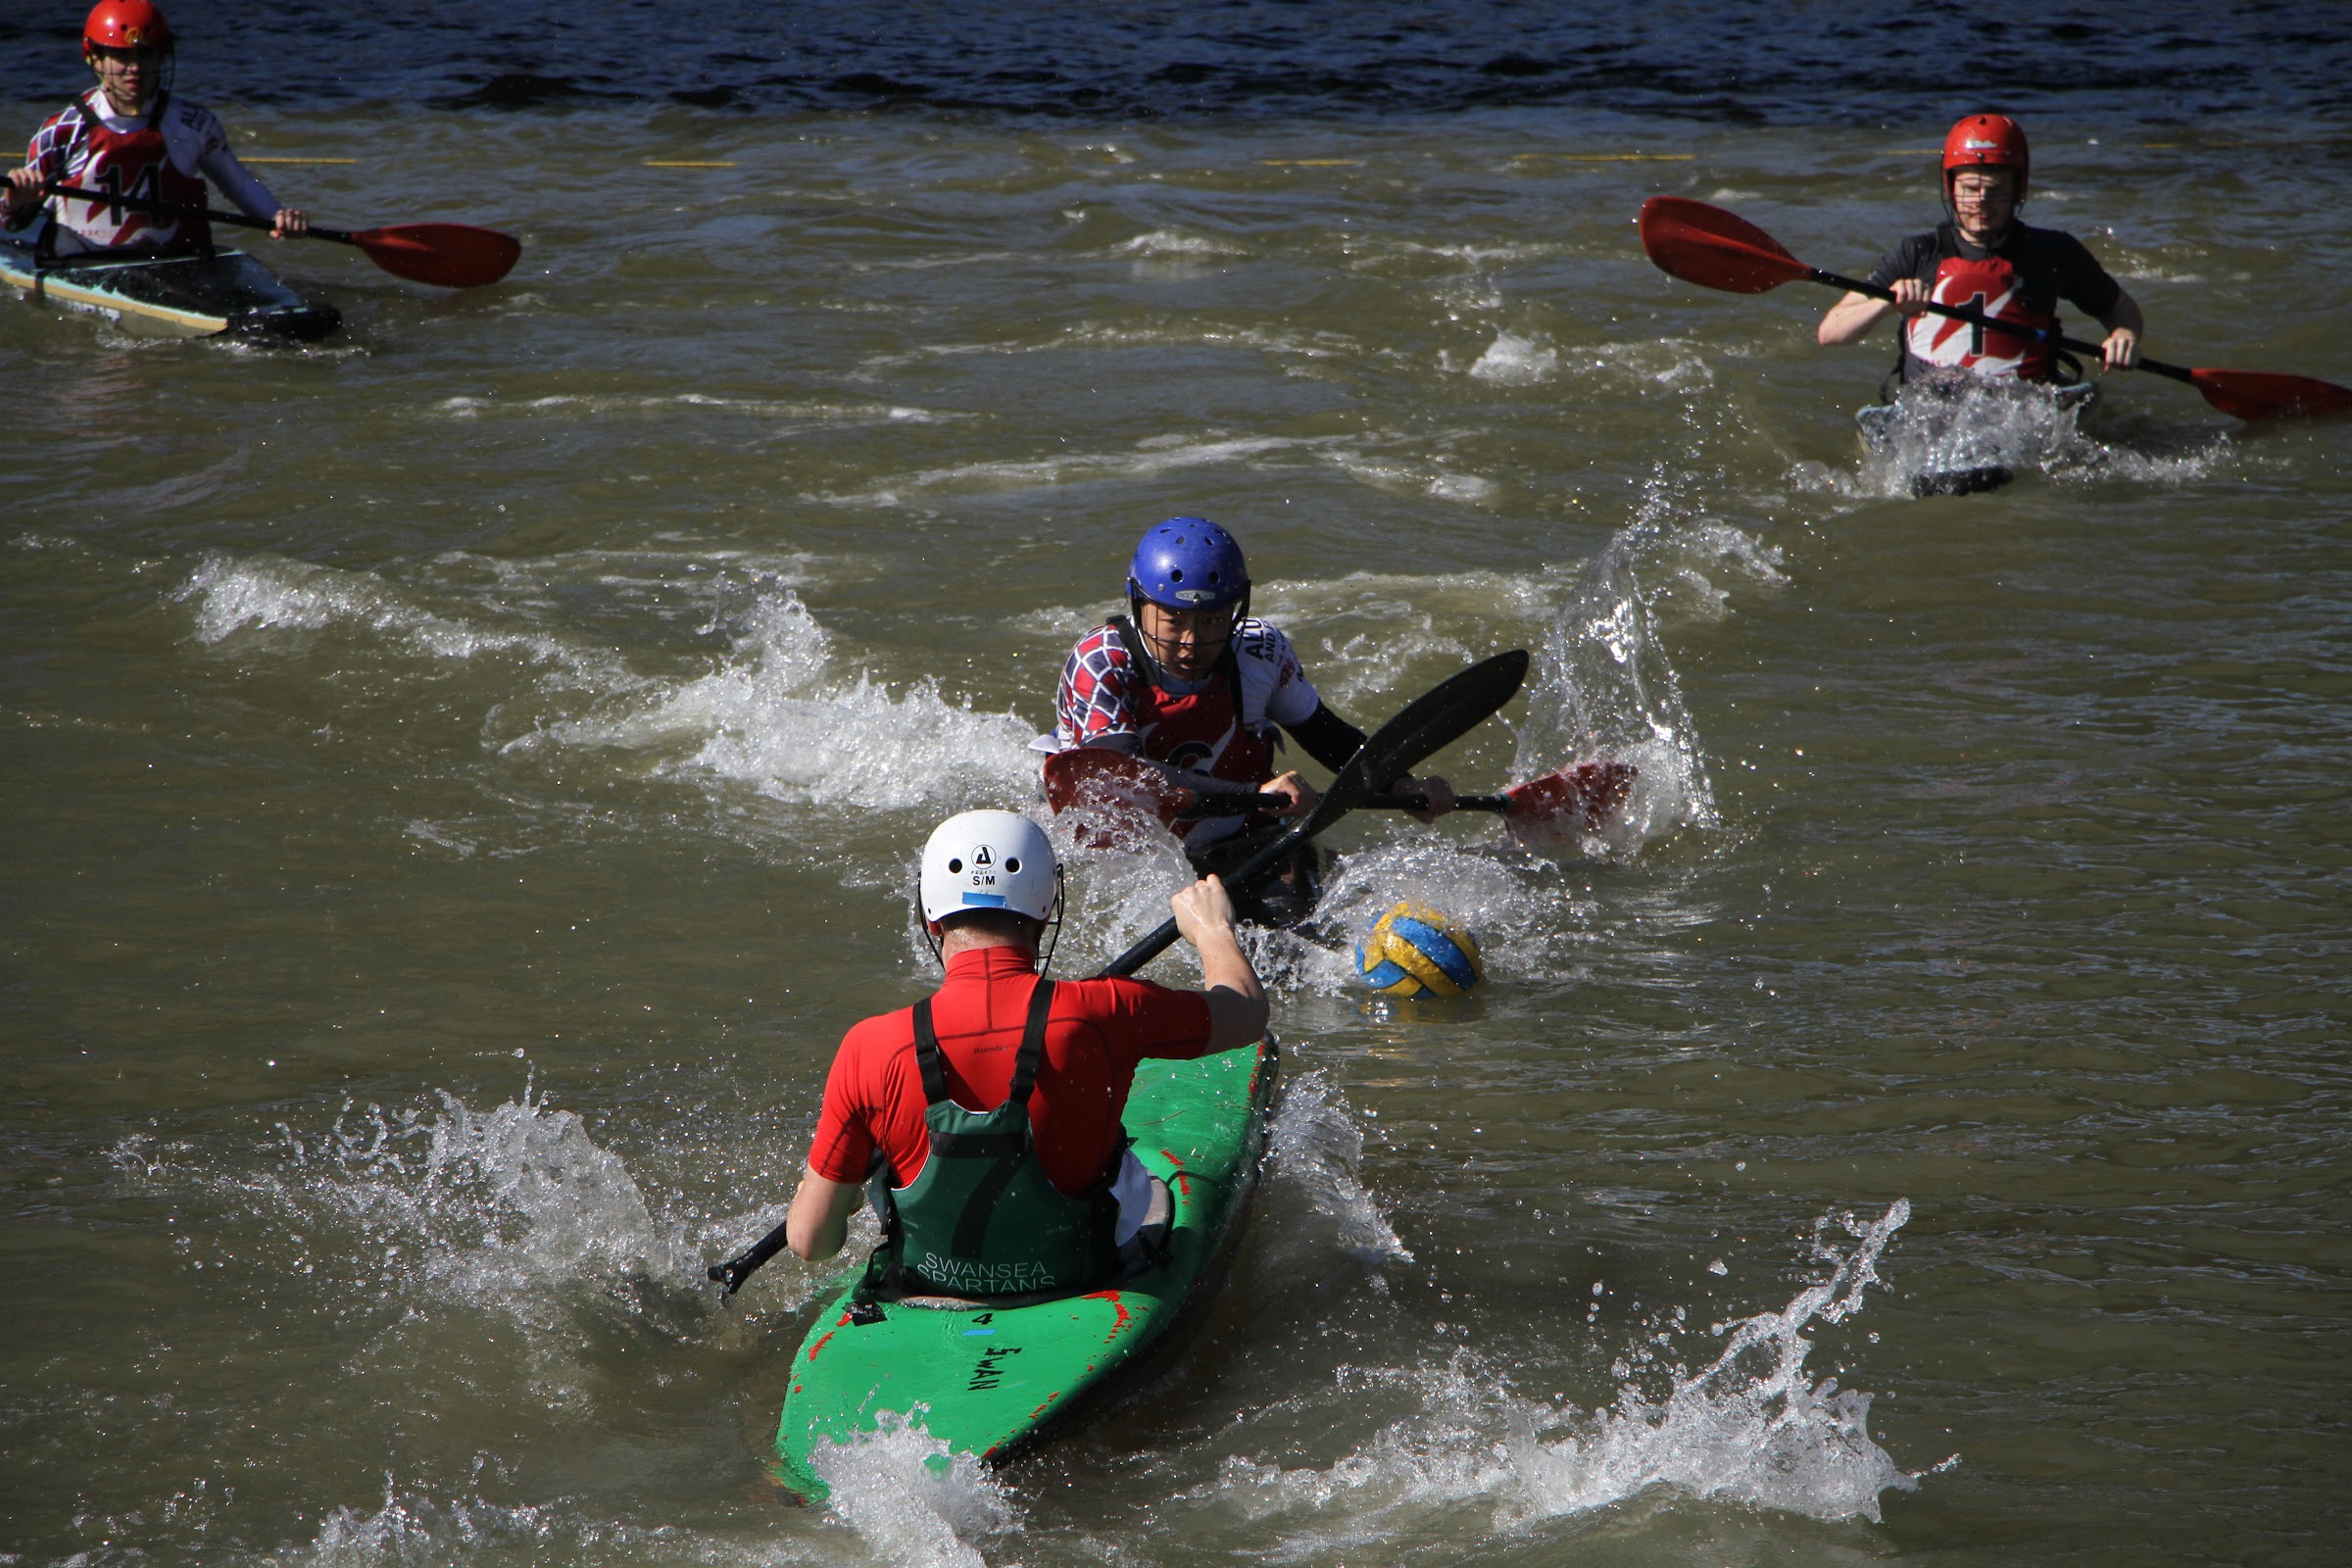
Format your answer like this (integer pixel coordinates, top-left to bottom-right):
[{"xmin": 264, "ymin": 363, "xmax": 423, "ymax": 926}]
[
  {"xmin": 1169, "ymin": 568, "xmax": 1184, "ymax": 582},
  {"xmin": 947, "ymin": 858, "xmax": 962, "ymax": 873},
  {"xmin": 1004, "ymin": 858, "xmax": 1021, "ymax": 873}
]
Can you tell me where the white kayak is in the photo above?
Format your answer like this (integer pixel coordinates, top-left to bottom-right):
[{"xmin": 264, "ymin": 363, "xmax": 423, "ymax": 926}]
[{"xmin": 1, "ymin": 226, "xmax": 339, "ymax": 341}]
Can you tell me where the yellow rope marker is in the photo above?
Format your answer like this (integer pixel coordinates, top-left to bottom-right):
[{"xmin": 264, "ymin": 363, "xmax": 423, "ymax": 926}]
[
  {"xmin": 1509, "ymin": 152, "xmax": 1694, "ymax": 163},
  {"xmin": 1259, "ymin": 159, "xmax": 1361, "ymax": 167},
  {"xmin": 645, "ymin": 160, "xmax": 737, "ymax": 168}
]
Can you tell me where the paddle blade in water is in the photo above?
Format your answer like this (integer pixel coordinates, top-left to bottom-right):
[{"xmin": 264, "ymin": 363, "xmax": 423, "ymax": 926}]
[
  {"xmin": 1040, "ymin": 748, "xmax": 1194, "ymax": 835},
  {"xmin": 1098, "ymin": 649, "xmax": 1529, "ymax": 979},
  {"xmin": 1502, "ymin": 760, "xmax": 1636, "ymax": 844},
  {"xmin": 1639, "ymin": 195, "xmax": 1812, "ymax": 295},
  {"xmin": 2185, "ymin": 367, "xmax": 2352, "ymax": 421},
  {"xmin": 351, "ymin": 223, "xmax": 522, "ymax": 288}
]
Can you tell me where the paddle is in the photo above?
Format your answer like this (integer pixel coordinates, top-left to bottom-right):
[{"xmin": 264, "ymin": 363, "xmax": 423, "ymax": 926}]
[
  {"xmin": 1638, "ymin": 195, "xmax": 2352, "ymax": 421},
  {"xmin": 41, "ymin": 182, "xmax": 521, "ymax": 288},
  {"xmin": 1041, "ymin": 745, "xmax": 1634, "ymax": 837},
  {"xmin": 1096, "ymin": 649, "xmax": 1530, "ymax": 979},
  {"xmin": 707, "ymin": 654, "xmax": 1532, "ymax": 1296}
]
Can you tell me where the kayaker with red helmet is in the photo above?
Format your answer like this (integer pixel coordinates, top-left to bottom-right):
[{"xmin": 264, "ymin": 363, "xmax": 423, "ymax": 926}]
[
  {"xmin": 1818, "ymin": 114, "xmax": 2142, "ymax": 386},
  {"xmin": 1043, "ymin": 517, "xmax": 1455, "ymax": 925},
  {"xmin": 3, "ymin": 1, "xmax": 308, "ymax": 255},
  {"xmin": 781, "ymin": 811, "xmax": 1267, "ymax": 1298}
]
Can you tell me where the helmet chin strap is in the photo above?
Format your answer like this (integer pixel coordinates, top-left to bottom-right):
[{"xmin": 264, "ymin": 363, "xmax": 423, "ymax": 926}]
[
  {"xmin": 1942, "ymin": 173, "xmax": 2024, "ymax": 243},
  {"xmin": 1125, "ymin": 590, "xmax": 1249, "ymax": 683},
  {"xmin": 1035, "ymin": 876, "xmax": 1065, "ymax": 976}
]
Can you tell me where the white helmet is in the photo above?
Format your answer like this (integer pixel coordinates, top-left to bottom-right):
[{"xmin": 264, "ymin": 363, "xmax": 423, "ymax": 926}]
[{"xmin": 919, "ymin": 809, "xmax": 1062, "ymax": 925}]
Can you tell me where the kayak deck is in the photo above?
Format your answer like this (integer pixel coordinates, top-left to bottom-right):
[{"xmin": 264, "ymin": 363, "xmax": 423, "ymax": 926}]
[
  {"xmin": 1, "ymin": 230, "xmax": 340, "ymax": 341},
  {"xmin": 773, "ymin": 1036, "xmax": 1280, "ymax": 1503}
]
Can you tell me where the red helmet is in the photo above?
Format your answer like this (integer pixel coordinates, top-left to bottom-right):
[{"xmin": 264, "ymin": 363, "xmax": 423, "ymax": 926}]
[
  {"xmin": 82, "ymin": 0, "xmax": 173, "ymax": 54},
  {"xmin": 1942, "ymin": 114, "xmax": 2029, "ymax": 194}
]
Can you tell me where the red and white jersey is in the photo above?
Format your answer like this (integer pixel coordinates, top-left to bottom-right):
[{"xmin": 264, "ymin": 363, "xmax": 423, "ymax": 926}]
[
  {"xmin": 1870, "ymin": 222, "xmax": 2123, "ymax": 386},
  {"xmin": 1045, "ymin": 617, "xmax": 1322, "ymax": 843},
  {"xmin": 1901, "ymin": 254, "xmax": 2053, "ymax": 380},
  {"xmin": 23, "ymin": 90, "xmax": 281, "ymax": 255}
]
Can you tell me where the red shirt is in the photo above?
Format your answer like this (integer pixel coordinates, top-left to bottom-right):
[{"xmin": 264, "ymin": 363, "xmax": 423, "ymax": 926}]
[{"xmin": 806, "ymin": 946, "xmax": 1216, "ymax": 1197}]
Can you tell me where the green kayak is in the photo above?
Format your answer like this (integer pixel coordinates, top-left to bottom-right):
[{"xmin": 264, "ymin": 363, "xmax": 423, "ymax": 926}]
[{"xmin": 773, "ymin": 1035, "xmax": 1280, "ymax": 1502}]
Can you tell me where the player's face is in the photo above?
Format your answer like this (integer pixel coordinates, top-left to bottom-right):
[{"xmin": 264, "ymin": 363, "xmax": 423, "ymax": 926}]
[
  {"xmin": 1949, "ymin": 168, "xmax": 2019, "ymax": 243},
  {"xmin": 87, "ymin": 45, "xmax": 166, "ymax": 114},
  {"xmin": 1137, "ymin": 601, "xmax": 1238, "ymax": 682}
]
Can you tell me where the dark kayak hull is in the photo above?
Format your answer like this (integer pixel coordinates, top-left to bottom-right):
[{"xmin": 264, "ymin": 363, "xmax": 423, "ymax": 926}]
[
  {"xmin": 1857, "ymin": 375, "xmax": 2095, "ymax": 497},
  {"xmin": 1, "ymin": 232, "xmax": 340, "ymax": 341},
  {"xmin": 772, "ymin": 1035, "xmax": 1280, "ymax": 1503}
]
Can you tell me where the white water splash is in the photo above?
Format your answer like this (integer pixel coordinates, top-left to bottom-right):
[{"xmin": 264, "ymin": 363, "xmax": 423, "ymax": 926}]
[
  {"xmin": 1535, "ymin": 1200, "xmax": 1924, "ymax": 1521},
  {"xmin": 250, "ymin": 1085, "xmax": 698, "ymax": 1325},
  {"xmin": 1467, "ymin": 331, "xmax": 1559, "ymax": 385},
  {"xmin": 824, "ymin": 432, "xmax": 1329, "ymax": 504},
  {"xmin": 1792, "ymin": 371, "xmax": 2235, "ymax": 499},
  {"xmin": 1311, "ymin": 836, "xmax": 1601, "ymax": 996},
  {"xmin": 1113, "ymin": 227, "xmax": 1250, "ymax": 259},
  {"xmin": 272, "ymin": 1478, "xmax": 840, "ymax": 1567},
  {"xmin": 1046, "ymin": 808, "xmax": 1200, "ymax": 977},
  {"xmin": 562, "ymin": 586, "xmax": 1040, "ymax": 815},
  {"xmin": 175, "ymin": 551, "xmax": 612, "ymax": 679},
  {"xmin": 1210, "ymin": 1201, "xmax": 1925, "ymax": 1542},
  {"xmin": 279, "ymin": 1485, "xmax": 565, "ymax": 1567},
  {"xmin": 175, "ymin": 553, "xmax": 1039, "ymax": 830},
  {"xmin": 811, "ymin": 1408, "xmax": 1022, "ymax": 1568},
  {"xmin": 430, "ymin": 391, "xmax": 951, "ymax": 425},
  {"xmin": 1261, "ymin": 1068, "xmax": 1414, "ymax": 1274},
  {"xmin": 1576, "ymin": 336, "xmax": 1718, "ymax": 392},
  {"xmin": 1513, "ymin": 474, "xmax": 1741, "ymax": 849}
]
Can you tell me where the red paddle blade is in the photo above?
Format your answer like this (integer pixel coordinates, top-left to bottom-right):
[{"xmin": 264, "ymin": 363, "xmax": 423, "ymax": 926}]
[
  {"xmin": 351, "ymin": 222, "xmax": 521, "ymax": 288},
  {"xmin": 1638, "ymin": 195, "xmax": 1811, "ymax": 295},
  {"xmin": 1501, "ymin": 760, "xmax": 1636, "ymax": 840},
  {"xmin": 2187, "ymin": 367, "xmax": 2352, "ymax": 421},
  {"xmin": 1041, "ymin": 749, "xmax": 1194, "ymax": 832}
]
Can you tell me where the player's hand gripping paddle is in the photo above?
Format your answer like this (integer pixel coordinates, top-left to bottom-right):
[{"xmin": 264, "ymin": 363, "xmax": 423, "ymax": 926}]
[
  {"xmin": 706, "ymin": 652, "xmax": 1533, "ymax": 1297},
  {"xmin": 1096, "ymin": 649, "xmax": 1530, "ymax": 979},
  {"xmin": 1638, "ymin": 195, "xmax": 2352, "ymax": 420},
  {"xmin": 43, "ymin": 182, "xmax": 521, "ymax": 288},
  {"xmin": 1041, "ymin": 746, "xmax": 1634, "ymax": 841}
]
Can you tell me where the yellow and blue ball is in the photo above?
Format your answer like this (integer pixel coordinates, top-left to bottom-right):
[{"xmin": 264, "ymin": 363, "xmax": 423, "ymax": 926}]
[{"xmin": 1355, "ymin": 902, "xmax": 1484, "ymax": 998}]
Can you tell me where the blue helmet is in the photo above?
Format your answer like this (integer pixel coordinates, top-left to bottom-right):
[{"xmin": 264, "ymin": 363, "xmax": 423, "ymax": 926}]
[{"xmin": 1125, "ymin": 517, "xmax": 1250, "ymax": 616}]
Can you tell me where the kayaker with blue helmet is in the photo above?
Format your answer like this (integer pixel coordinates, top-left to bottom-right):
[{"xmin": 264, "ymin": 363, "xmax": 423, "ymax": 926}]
[
  {"xmin": 781, "ymin": 810, "xmax": 1267, "ymax": 1299},
  {"xmin": 4, "ymin": 2, "xmax": 310, "ymax": 256},
  {"xmin": 1043, "ymin": 517, "xmax": 1454, "ymax": 925},
  {"xmin": 1817, "ymin": 113, "xmax": 2142, "ymax": 386}
]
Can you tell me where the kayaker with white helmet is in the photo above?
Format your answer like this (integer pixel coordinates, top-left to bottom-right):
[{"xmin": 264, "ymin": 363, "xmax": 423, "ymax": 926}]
[
  {"xmin": 4, "ymin": 0, "xmax": 309, "ymax": 254},
  {"xmin": 1044, "ymin": 516, "xmax": 1455, "ymax": 924},
  {"xmin": 1816, "ymin": 113, "xmax": 2143, "ymax": 386},
  {"xmin": 780, "ymin": 810, "xmax": 1267, "ymax": 1299}
]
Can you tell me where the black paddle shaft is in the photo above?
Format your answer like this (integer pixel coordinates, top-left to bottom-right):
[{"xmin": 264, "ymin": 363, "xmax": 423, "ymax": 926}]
[
  {"xmin": 709, "ymin": 1230, "xmax": 789, "ymax": 1296},
  {"xmin": 1100, "ymin": 649, "xmax": 1530, "ymax": 978},
  {"xmin": 44, "ymin": 182, "xmax": 364, "ymax": 245},
  {"xmin": 1811, "ymin": 262, "xmax": 2197, "ymax": 391},
  {"xmin": 1182, "ymin": 790, "xmax": 1508, "ymax": 818},
  {"xmin": 708, "ymin": 651, "xmax": 1530, "ymax": 1295}
]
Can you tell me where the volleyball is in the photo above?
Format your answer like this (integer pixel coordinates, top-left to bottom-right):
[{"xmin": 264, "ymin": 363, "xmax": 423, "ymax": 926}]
[{"xmin": 1355, "ymin": 902, "xmax": 1484, "ymax": 998}]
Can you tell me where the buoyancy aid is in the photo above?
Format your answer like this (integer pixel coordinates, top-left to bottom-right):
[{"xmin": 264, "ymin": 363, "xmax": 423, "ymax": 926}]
[
  {"xmin": 55, "ymin": 90, "xmax": 211, "ymax": 253},
  {"xmin": 872, "ymin": 978, "xmax": 1121, "ymax": 1299},
  {"xmin": 1896, "ymin": 222, "xmax": 2062, "ymax": 383},
  {"xmin": 1106, "ymin": 614, "xmax": 1276, "ymax": 790}
]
